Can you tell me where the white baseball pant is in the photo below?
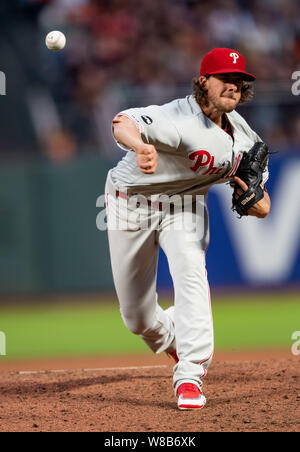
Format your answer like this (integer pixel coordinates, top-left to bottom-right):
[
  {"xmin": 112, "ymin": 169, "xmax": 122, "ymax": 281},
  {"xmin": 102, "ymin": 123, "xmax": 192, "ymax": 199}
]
[{"xmin": 105, "ymin": 173, "xmax": 214, "ymax": 393}]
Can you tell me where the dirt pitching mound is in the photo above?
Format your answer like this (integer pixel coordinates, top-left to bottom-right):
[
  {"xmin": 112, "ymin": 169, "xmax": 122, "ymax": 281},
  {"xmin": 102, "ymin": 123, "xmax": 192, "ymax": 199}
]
[{"xmin": 0, "ymin": 351, "xmax": 299, "ymax": 432}]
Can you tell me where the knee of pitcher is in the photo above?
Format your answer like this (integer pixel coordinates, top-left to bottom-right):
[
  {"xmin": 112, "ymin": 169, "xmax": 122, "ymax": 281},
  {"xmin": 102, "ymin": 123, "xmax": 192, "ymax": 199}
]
[{"xmin": 121, "ymin": 315, "xmax": 149, "ymax": 336}]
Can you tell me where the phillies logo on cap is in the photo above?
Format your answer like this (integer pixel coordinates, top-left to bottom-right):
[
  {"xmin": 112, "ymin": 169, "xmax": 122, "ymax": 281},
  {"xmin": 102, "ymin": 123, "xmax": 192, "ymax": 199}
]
[
  {"xmin": 200, "ymin": 48, "xmax": 255, "ymax": 81},
  {"xmin": 230, "ymin": 52, "xmax": 239, "ymax": 64}
]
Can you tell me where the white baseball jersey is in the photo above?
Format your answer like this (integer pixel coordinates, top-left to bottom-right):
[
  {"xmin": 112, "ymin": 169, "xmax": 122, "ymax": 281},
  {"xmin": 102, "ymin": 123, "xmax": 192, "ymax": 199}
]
[{"xmin": 111, "ymin": 94, "xmax": 269, "ymax": 197}]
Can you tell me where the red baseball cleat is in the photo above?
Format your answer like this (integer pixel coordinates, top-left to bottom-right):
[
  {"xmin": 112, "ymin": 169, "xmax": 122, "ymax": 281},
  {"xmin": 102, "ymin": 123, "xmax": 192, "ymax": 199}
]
[{"xmin": 177, "ymin": 383, "xmax": 206, "ymax": 410}]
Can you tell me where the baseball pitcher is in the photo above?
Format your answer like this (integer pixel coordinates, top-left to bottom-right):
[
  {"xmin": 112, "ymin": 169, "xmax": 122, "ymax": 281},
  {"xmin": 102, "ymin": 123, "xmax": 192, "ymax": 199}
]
[{"xmin": 105, "ymin": 48, "xmax": 271, "ymax": 410}]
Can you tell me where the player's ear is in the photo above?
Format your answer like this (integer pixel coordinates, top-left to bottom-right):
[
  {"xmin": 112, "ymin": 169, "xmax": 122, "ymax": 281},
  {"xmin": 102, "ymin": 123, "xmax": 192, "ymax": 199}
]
[{"xmin": 199, "ymin": 76, "xmax": 208, "ymax": 86}]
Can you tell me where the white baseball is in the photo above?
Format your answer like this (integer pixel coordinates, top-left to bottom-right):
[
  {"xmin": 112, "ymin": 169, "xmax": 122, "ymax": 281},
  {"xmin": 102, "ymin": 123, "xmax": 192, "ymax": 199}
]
[{"xmin": 45, "ymin": 31, "xmax": 66, "ymax": 51}]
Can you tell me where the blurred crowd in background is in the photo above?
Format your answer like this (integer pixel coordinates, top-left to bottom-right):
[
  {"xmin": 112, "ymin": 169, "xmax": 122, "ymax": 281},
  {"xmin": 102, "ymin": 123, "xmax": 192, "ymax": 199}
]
[{"xmin": 0, "ymin": 0, "xmax": 300, "ymax": 162}]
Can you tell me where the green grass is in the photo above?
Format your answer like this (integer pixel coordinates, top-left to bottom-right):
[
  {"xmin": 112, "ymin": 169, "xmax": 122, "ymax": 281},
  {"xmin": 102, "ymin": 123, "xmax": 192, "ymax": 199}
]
[
  {"xmin": 0, "ymin": 293, "xmax": 299, "ymax": 359},
  {"xmin": 212, "ymin": 293, "xmax": 300, "ymax": 349}
]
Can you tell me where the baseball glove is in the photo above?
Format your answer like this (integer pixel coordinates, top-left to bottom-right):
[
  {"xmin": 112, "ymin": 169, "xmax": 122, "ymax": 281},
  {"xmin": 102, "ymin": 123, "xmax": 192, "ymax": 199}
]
[{"xmin": 232, "ymin": 142, "xmax": 269, "ymax": 217}]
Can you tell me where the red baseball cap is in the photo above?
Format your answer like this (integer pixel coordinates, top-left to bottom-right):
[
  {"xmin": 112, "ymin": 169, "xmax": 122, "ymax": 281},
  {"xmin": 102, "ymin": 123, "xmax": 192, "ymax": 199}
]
[{"xmin": 200, "ymin": 48, "xmax": 256, "ymax": 81}]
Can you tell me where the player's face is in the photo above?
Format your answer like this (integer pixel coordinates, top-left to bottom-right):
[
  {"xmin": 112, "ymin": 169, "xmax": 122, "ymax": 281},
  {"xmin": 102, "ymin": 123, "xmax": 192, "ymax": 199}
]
[{"xmin": 203, "ymin": 74, "xmax": 243, "ymax": 112}]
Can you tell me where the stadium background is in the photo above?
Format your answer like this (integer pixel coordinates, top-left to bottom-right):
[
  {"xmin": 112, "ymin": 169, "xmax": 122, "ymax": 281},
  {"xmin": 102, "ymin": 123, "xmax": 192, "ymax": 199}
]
[{"xmin": 0, "ymin": 0, "xmax": 299, "ymax": 363}]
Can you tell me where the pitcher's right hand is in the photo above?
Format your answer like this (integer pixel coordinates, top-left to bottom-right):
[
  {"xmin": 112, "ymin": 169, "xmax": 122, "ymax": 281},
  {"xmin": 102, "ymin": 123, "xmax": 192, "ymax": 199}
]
[{"xmin": 134, "ymin": 144, "xmax": 158, "ymax": 174}]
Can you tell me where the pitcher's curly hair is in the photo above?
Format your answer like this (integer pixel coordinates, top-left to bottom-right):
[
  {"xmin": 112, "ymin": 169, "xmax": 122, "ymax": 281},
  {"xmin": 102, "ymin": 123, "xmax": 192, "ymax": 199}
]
[{"xmin": 192, "ymin": 75, "xmax": 254, "ymax": 107}]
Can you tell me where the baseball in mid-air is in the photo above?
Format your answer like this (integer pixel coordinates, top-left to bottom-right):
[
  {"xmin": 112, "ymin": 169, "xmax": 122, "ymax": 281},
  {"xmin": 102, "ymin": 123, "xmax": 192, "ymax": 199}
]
[{"xmin": 45, "ymin": 31, "xmax": 66, "ymax": 51}]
